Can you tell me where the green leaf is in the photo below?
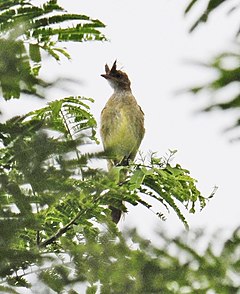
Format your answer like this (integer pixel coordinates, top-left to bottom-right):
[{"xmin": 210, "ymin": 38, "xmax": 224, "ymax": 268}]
[
  {"xmin": 129, "ymin": 168, "xmax": 146, "ymax": 190},
  {"xmin": 184, "ymin": 0, "xmax": 198, "ymax": 15},
  {"xmin": 29, "ymin": 43, "xmax": 41, "ymax": 63},
  {"xmin": 0, "ymin": 285, "xmax": 20, "ymax": 294},
  {"xmin": 51, "ymin": 47, "xmax": 71, "ymax": 60},
  {"xmin": 86, "ymin": 285, "xmax": 98, "ymax": 294},
  {"xmin": 7, "ymin": 276, "xmax": 31, "ymax": 288}
]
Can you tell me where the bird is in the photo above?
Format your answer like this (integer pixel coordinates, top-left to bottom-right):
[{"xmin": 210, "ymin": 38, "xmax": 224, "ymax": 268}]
[{"xmin": 100, "ymin": 60, "xmax": 145, "ymax": 223}]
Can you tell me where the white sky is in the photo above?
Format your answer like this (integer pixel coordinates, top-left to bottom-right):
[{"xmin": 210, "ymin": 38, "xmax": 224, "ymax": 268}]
[{"xmin": 2, "ymin": 0, "xmax": 240, "ymax": 239}]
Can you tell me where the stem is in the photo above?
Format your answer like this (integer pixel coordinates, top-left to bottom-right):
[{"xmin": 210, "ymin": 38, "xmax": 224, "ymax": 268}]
[
  {"xmin": 39, "ymin": 195, "xmax": 102, "ymax": 248},
  {"xmin": 39, "ymin": 210, "xmax": 82, "ymax": 248},
  {"xmin": 60, "ymin": 108, "xmax": 84, "ymax": 179}
]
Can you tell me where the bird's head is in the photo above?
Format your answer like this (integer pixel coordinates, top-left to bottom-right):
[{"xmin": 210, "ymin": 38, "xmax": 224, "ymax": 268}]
[{"xmin": 101, "ymin": 60, "xmax": 131, "ymax": 91}]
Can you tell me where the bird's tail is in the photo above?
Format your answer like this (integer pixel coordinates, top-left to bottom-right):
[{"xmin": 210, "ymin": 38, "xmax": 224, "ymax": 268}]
[
  {"xmin": 109, "ymin": 205, "xmax": 122, "ymax": 224},
  {"xmin": 108, "ymin": 160, "xmax": 128, "ymax": 224}
]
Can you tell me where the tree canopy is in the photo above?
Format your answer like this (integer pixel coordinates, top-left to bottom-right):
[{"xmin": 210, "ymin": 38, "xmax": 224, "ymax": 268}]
[
  {"xmin": 185, "ymin": 0, "xmax": 240, "ymax": 140},
  {"xmin": 0, "ymin": 0, "xmax": 239, "ymax": 293},
  {"xmin": 0, "ymin": 0, "xmax": 106, "ymax": 100}
]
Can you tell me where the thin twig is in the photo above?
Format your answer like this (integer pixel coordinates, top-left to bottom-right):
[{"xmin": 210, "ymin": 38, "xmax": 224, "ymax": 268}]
[
  {"xmin": 39, "ymin": 194, "xmax": 102, "ymax": 248},
  {"xmin": 39, "ymin": 210, "xmax": 83, "ymax": 248}
]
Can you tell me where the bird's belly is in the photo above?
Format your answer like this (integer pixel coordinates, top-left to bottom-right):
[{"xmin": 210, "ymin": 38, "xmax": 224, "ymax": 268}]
[{"xmin": 102, "ymin": 112, "xmax": 138, "ymax": 160}]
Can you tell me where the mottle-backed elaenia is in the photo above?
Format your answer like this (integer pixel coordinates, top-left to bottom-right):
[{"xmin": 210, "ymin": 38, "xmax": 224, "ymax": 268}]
[{"xmin": 100, "ymin": 61, "xmax": 145, "ymax": 223}]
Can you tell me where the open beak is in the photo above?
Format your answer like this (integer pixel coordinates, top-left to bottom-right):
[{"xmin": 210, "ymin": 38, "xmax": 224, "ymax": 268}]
[{"xmin": 101, "ymin": 73, "xmax": 111, "ymax": 79}]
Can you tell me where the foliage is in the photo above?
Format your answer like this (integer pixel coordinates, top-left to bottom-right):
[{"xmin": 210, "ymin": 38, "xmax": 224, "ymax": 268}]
[
  {"xmin": 132, "ymin": 150, "xmax": 212, "ymax": 227},
  {"xmin": 0, "ymin": 19, "xmax": 210, "ymax": 286},
  {"xmin": 0, "ymin": 0, "xmax": 106, "ymax": 100},
  {"xmin": 0, "ymin": 0, "xmax": 224, "ymax": 293},
  {"xmin": 185, "ymin": 0, "xmax": 240, "ymax": 140},
  {"xmin": 185, "ymin": 0, "xmax": 240, "ymax": 35},
  {"xmin": 78, "ymin": 226, "xmax": 240, "ymax": 294},
  {"xmin": 2, "ymin": 223, "xmax": 240, "ymax": 293},
  {"xmin": 0, "ymin": 92, "xmax": 212, "ymax": 291},
  {"xmin": 187, "ymin": 48, "xmax": 240, "ymax": 140}
]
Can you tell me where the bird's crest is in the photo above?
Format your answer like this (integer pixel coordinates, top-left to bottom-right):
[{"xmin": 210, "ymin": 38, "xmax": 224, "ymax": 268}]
[{"xmin": 105, "ymin": 60, "xmax": 117, "ymax": 74}]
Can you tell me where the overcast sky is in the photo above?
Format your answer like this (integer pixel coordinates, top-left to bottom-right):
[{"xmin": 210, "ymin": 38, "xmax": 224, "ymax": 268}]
[{"xmin": 2, "ymin": 0, "xmax": 240, "ymax": 239}]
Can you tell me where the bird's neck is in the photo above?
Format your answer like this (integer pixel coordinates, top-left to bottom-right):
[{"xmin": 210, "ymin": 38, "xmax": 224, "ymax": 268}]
[{"xmin": 113, "ymin": 86, "xmax": 132, "ymax": 95}]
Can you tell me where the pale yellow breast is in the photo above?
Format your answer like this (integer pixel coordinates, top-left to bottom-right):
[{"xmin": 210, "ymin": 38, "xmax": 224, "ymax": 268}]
[{"xmin": 100, "ymin": 91, "xmax": 145, "ymax": 163}]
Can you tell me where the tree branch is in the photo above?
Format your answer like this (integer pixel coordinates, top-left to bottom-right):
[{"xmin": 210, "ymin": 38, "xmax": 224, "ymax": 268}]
[
  {"xmin": 39, "ymin": 193, "xmax": 103, "ymax": 248},
  {"xmin": 39, "ymin": 210, "xmax": 84, "ymax": 248}
]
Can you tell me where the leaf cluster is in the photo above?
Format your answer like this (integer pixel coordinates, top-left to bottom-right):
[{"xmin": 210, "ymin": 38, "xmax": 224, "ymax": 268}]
[
  {"xmin": 126, "ymin": 150, "xmax": 210, "ymax": 228},
  {"xmin": 191, "ymin": 48, "xmax": 240, "ymax": 120},
  {"xmin": 185, "ymin": 0, "xmax": 240, "ymax": 141},
  {"xmin": 0, "ymin": 96, "xmax": 96, "ymax": 285},
  {"xmin": 4, "ymin": 226, "xmax": 239, "ymax": 293},
  {"xmin": 81, "ymin": 227, "xmax": 240, "ymax": 293},
  {"xmin": 188, "ymin": 49, "xmax": 240, "ymax": 138},
  {"xmin": 0, "ymin": 95, "xmax": 211, "ymax": 291},
  {"xmin": 185, "ymin": 0, "xmax": 240, "ymax": 35},
  {"xmin": 0, "ymin": 0, "xmax": 106, "ymax": 100}
]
